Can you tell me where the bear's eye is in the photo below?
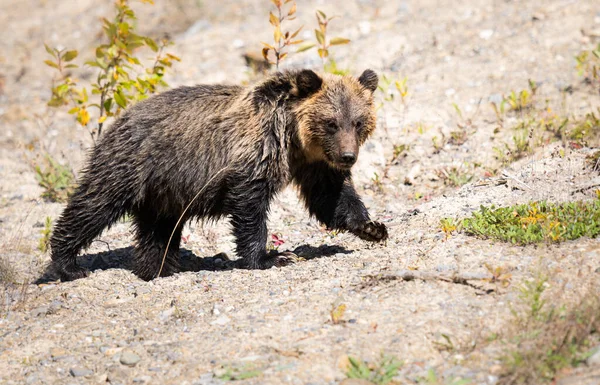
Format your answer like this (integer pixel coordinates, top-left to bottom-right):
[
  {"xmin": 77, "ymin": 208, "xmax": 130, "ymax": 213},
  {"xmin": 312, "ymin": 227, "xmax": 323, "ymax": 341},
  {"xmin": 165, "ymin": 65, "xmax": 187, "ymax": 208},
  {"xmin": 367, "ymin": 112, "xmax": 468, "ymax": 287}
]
[
  {"xmin": 355, "ymin": 119, "xmax": 364, "ymax": 130},
  {"xmin": 326, "ymin": 120, "xmax": 338, "ymax": 132}
]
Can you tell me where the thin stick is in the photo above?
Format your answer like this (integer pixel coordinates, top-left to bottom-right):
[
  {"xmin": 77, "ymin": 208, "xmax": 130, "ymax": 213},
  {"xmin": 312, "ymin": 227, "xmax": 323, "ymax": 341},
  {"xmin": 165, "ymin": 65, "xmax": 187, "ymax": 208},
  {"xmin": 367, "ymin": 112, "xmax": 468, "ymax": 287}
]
[{"xmin": 156, "ymin": 167, "xmax": 229, "ymax": 278}]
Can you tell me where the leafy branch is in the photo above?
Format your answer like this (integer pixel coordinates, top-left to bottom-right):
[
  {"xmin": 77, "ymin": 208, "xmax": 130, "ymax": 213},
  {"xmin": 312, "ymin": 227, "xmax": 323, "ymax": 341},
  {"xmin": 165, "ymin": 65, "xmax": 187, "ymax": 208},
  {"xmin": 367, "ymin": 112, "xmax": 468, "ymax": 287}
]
[
  {"xmin": 44, "ymin": 0, "xmax": 179, "ymax": 143},
  {"xmin": 262, "ymin": 0, "xmax": 304, "ymax": 70}
]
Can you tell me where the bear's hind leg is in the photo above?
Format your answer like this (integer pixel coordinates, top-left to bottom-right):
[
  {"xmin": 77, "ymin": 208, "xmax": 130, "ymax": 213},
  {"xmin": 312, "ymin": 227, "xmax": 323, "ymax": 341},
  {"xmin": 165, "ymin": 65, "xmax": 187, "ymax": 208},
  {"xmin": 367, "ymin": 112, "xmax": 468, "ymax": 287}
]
[
  {"xmin": 131, "ymin": 212, "xmax": 182, "ymax": 281},
  {"xmin": 50, "ymin": 177, "xmax": 130, "ymax": 281}
]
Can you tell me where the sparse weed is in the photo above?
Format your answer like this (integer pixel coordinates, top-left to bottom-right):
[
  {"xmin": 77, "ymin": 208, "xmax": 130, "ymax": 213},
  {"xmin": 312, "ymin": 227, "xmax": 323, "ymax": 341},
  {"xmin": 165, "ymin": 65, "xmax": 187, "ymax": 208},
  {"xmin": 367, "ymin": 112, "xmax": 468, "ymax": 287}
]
[
  {"xmin": 346, "ymin": 354, "xmax": 403, "ymax": 385},
  {"xmin": 45, "ymin": 0, "xmax": 179, "ymax": 142},
  {"xmin": 371, "ymin": 172, "xmax": 384, "ymax": 194},
  {"xmin": 498, "ymin": 277, "xmax": 600, "ymax": 385},
  {"xmin": 323, "ymin": 58, "xmax": 350, "ymax": 76},
  {"xmin": 33, "ymin": 155, "xmax": 74, "ymax": 203},
  {"xmin": 484, "ymin": 263, "xmax": 512, "ymax": 289},
  {"xmin": 575, "ymin": 43, "xmax": 600, "ymax": 88},
  {"xmin": 377, "ymin": 74, "xmax": 409, "ymax": 108},
  {"xmin": 436, "ymin": 164, "xmax": 474, "ymax": 187},
  {"xmin": 504, "ymin": 81, "xmax": 537, "ymax": 112},
  {"xmin": 37, "ymin": 217, "xmax": 52, "ymax": 253}
]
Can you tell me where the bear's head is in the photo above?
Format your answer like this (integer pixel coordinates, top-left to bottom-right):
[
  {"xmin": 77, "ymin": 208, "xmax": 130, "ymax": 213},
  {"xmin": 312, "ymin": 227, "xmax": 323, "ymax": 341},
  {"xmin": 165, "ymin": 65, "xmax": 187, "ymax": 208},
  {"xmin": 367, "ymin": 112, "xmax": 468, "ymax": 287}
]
[{"xmin": 292, "ymin": 69, "xmax": 378, "ymax": 170}]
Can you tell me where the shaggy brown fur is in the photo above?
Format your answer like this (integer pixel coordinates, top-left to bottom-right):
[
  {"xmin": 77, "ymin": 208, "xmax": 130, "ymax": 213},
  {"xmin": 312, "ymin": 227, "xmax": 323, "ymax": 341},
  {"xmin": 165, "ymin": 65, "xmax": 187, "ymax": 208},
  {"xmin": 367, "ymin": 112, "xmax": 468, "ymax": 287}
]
[{"xmin": 49, "ymin": 69, "xmax": 388, "ymax": 281}]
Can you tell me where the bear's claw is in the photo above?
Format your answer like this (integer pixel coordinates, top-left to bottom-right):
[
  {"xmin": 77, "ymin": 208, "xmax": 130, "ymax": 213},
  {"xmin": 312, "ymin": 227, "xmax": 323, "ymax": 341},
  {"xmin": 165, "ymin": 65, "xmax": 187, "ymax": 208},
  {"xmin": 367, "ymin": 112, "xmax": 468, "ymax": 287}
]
[{"xmin": 352, "ymin": 221, "xmax": 389, "ymax": 242}]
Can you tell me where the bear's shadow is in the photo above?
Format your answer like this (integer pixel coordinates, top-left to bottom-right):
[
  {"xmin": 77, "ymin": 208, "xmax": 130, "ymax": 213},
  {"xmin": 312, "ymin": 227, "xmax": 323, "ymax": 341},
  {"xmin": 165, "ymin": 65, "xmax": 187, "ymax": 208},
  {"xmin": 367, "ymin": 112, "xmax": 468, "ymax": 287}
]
[{"xmin": 36, "ymin": 243, "xmax": 351, "ymax": 283}]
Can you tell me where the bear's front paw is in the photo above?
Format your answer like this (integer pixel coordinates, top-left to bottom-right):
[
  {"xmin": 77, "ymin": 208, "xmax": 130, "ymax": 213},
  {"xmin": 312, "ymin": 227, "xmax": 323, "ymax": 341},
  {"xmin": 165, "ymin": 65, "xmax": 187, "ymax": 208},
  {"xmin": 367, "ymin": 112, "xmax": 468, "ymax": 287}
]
[{"xmin": 352, "ymin": 221, "xmax": 389, "ymax": 242}]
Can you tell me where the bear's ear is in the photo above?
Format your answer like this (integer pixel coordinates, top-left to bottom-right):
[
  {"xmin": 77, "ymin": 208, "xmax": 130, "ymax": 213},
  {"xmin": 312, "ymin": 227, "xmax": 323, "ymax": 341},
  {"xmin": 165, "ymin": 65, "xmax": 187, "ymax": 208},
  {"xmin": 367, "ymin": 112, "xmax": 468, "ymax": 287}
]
[
  {"xmin": 291, "ymin": 69, "xmax": 323, "ymax": 98},
  {"xmin": 358, "ymin": 69, "xmax": 378, "ymax": 93}
]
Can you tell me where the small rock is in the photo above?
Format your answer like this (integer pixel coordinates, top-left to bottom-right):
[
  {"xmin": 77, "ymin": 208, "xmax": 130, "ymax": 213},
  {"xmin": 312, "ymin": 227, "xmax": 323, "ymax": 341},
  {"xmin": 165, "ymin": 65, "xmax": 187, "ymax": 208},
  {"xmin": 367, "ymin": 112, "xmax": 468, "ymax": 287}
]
[
  {"xmin": 479, "ymin": 29, "xmax": 494, "ymax": 40},
  {"xmin": 120, "ymin": 350, "xmax": 141, "ymax": 367},
  {"xmin": 210, "ymin": 315, "xmax": 231, "ymax": 325},
  {"xmin": 70, "ymin": 367, "xmax": 93, "ymax": 377},
  {"xmin": 31, "ymin": 306, "xmax": 49, "ymax": 317},
  {"xmin": 50, "ymin": 347, "xmax": 68, "ymax": 359}
]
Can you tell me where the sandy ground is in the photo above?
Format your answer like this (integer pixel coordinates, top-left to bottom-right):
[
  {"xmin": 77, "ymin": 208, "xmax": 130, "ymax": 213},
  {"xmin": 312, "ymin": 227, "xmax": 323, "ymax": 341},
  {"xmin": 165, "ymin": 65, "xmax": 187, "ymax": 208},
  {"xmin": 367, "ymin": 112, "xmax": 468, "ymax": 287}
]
[{"xmin": 1, "ymin": 0, "xmax": 600, "ymax": 384}]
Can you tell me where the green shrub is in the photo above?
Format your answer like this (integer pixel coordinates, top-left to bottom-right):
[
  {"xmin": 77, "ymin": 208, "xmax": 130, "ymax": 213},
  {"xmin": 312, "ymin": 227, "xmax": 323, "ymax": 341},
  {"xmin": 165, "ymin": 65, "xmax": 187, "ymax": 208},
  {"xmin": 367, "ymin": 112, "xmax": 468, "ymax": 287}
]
[
  {"xmin": 454, "ymin": 200, "xmax": 600, "ymax": 244},
  {"xmin": 45, "ymin": 0, "xmax": 179, "ymax": 142}
]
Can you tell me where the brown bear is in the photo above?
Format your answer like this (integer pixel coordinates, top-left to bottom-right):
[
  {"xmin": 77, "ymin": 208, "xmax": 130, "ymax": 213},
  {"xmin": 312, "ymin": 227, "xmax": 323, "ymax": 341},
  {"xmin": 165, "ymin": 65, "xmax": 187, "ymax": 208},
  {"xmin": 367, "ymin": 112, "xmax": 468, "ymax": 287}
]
[{"xmin": 49, "ymin": 69, "xmax": 388, "ymax": 281}]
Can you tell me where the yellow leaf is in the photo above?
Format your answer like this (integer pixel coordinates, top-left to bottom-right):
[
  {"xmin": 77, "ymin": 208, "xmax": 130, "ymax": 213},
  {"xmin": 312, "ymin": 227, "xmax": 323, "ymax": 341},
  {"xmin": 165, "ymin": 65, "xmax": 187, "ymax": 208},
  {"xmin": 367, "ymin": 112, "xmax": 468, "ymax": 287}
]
[
  {"xmin": 330, "ymin": 37, "xmax": 350, "ymax": 45},
  {"xmin": 98, "ymin": 116, "xmax": 107, "ymax": 123},
  {"xmin": 269, "ymin": 12, "xmax": 279, "ymax": 27},
  {"xmin": 274, "ymin": 27, "xmax": 282, "ymax": 43},
  {"xmin": 318, "ymin": 48, "xmax": 329, "ymax": 58},
  {"xmin": 290, "ymin": 26, "xmax": 303, "ymax": 39},
  {"xmin": 288, "ymin": 2, "xmax": 296, "ymax": 16},
  {"xmin": 331, "ymin": 303, "xmax": 346, "ymax": 324},
  {"xmin": 77, "ymin": 108, "xmax": 90, "ymax": 126},
  {"xmin": 271, "ymin": 0, "xmax": 282, "ymax": 7}
]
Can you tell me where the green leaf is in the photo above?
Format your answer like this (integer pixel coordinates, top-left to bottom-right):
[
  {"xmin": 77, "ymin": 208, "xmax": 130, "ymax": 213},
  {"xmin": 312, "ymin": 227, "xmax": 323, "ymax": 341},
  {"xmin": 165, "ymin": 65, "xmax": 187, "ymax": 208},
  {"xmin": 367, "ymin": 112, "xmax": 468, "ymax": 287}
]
[
  {"xmin": 62, "ymin": 50, "xmax": 78, "ymax": 62},
  {"xmin": 44, "ymin": 43, "xmax": 55, "ymax": 56},
  {"xmin": 315, "ymin": 29, "xmax": 325, "ymax": 45},
  {"xmin": 144, "ymin": 37, "xmax": 158, "ymax": 52},
  {"xmin": 330, "ymin": 37, "xmax": 350, "ymax": 45},
  {"xmin": 114, "ymin": 90, "xmax": 127, "ymax": 109}
]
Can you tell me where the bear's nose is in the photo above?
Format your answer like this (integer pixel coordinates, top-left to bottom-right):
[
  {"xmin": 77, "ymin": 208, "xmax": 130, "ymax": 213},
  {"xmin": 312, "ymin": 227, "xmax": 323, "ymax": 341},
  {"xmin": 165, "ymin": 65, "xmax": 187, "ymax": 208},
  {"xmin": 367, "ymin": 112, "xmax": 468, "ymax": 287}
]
[{"xmin": 340, "ymin": 152, "xmax": 357, "ymax": 165}]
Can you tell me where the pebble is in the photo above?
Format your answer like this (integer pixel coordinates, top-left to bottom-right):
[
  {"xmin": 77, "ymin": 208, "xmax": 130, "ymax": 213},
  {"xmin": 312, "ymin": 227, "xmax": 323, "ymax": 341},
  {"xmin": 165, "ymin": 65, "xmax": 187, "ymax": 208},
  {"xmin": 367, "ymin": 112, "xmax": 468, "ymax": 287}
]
[
  {"xmin": 120, "ymin": 350, "xmax": 141, "ymax": 366},
  {"xmin": 210, "ymin": 315, "xmax": 231, "ymax": 325},
  {"xmin": 69, "ymin": 367, "xmax": 93, "ymax": 377}
]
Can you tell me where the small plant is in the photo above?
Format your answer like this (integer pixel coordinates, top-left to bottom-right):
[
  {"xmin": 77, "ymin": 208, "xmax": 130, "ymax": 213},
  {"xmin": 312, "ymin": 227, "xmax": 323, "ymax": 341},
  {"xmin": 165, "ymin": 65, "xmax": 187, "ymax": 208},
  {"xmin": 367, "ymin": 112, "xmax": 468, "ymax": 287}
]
[
  {"xmin": 504, "ymin": 81, "xmax": 537, "ymax": 112},
  {"xmin": 436, "ymin": 164, "xmax": 474, "ymax": 187},
  {"xmin": 45, "ymin": 0, "xmax": 179, "ymax": 142},
  {"xmin": 301, "ymin": 10, "xmax": 350, "ymax": 68},
  {"xmin": 440, "ymin": 218, "xmax": 458, "ymax": 239},
  {"xmin": 449, "ymin": 102, "xmax": 477, "ymax": 146},
  {"xmin": 346, "ymin": 354, "xmax": 403, "ymax": 385},
  {"xmin": 387, "ymin": 143, "xmax": 410, "ymax": 167},
  {"xmin": 575, "ymin": 43, "xmax": 600, "ymax": 88},
  {"xmin": 566, "ymin": 108, "xmax": 600, "ymax": 146},
  {"xmin": 33, "ymin": 155, "xmax": 75, "ymax": 202},
  {"xmin": 262, "ymin": 0, "xmax": 304, "ymax": 70},
  {"xmin": 38, "ymin": 217, "xmax": 53, "ymax": 253},
  {"xmin": 484, "ymin": 263, "xmax": 512, "ymax": 289},
  {"xmin": 330, "ymin": 302, "xmax": 347, "ymax": 325},
  {"xmin": 377, "ymin": 74, "xmax": 409, "ymax": 108},
  {"xmin": 456, "ymin": 200, "xmax": 600, "ymax": 245},
  {"xmin": 371, "ymin": 172, "xmax": 384, "ymax": 194},
  {"xmin": 323, "ymin": 58, "xmax": 350, "ymax": 76}
]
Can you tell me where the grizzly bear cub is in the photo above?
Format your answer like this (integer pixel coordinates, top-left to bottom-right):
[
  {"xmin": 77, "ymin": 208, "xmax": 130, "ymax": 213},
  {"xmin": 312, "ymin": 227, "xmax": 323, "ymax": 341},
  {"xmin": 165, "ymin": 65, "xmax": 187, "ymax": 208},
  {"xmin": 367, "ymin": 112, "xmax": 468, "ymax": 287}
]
[{"xmin": 50, "ymin": 69, "xmax": 388, "ymax": 281}]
